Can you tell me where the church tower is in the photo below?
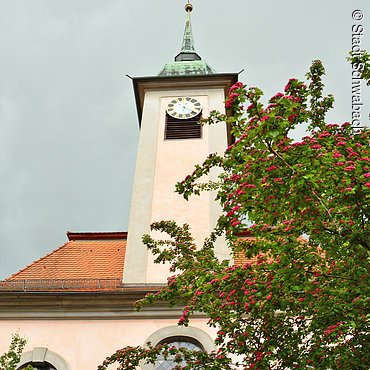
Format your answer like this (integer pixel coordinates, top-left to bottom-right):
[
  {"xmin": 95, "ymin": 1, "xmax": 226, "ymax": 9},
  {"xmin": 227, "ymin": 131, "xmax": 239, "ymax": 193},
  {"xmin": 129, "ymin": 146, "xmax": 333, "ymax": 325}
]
[{"xmin": 124, "ymin": 3, "xmax": 238, "ymax": 284}]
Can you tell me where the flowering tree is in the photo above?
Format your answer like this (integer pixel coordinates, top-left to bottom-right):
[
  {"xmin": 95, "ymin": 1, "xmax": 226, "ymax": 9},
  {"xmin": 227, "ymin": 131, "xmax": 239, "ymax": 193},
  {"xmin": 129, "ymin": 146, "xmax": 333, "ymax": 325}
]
[
  {"xmin": 0, "ymin": 334, "xmax": 33, "ymax": 370},
  {"xmin": 348, "ymin": 50, "xmax": 370, "ymax": 85},
  {"xmin": 99, "ymin": 60, "xmax": 369, "ymax": 369}
]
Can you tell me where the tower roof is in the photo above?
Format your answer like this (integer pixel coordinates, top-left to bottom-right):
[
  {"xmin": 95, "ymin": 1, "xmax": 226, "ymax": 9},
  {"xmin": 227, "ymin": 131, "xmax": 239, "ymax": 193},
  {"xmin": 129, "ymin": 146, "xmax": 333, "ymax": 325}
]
[{"xmin": 158, "ymin": 3, "xmax": 215, "ymax": 77}]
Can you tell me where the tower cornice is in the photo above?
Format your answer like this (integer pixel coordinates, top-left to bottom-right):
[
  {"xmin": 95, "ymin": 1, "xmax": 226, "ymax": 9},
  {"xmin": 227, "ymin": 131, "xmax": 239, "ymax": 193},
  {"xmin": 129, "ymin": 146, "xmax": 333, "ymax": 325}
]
[{"xmin": 132, "ymin": 73, "xmax": 238, "ymax": 127}]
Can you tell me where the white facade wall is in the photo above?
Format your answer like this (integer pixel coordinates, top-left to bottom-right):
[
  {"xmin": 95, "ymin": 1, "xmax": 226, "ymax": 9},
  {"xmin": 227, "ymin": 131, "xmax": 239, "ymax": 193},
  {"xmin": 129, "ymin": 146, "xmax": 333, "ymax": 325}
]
[{"xmin": 0, "ymin": 317, "xmax": 216, "ymax": 370}]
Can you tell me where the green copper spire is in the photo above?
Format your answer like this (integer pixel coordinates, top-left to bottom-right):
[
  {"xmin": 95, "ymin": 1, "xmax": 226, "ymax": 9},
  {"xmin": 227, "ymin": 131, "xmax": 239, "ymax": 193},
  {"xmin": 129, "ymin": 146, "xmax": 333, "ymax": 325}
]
[
  {"xmin": 178, "ymin": 3, "xmax": 197, "ymax": 56},
  {"xmin": 158, "ymin": 2, "xmax": 215, "ymax": 76}
]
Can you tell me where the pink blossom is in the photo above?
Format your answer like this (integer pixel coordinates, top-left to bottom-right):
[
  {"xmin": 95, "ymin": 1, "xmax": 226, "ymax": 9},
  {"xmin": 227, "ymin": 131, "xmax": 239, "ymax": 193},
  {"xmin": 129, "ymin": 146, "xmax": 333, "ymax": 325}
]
[
  {"xmin": 266, "ymin": 165, "xmax": 277, "ymax": 171},
  {"xmin": 364, "ymin": 173, "xmax": 370, "ymax": 178},
  {"xmin": 167, "ymin": 275, "xmax": 177, "ymax": 286},
  {"xmin": 336, "ymin": 141, "xmax": 347, "ymax": 146},
  {"xmin": 347, "ymin": 152, "xmax": 359, "ymax": 158},
  {"xmin": 365, "ymin": 182, "xmax": 370, "ymax": 188},
  {"xmin": 225, "ymin": 100, "xmax": 233, "ymax": 108},
  {"xmin": 230, "ymin": 174, "xmax": 241, "ymax": 181},
  {"xmin": 228, "ymin": 289, "xmax": 236, "ymax": 297},
  {"xmin": 271, "ymin": 92, "xmax": 284, "ymax": 100},
  {"xmin": 344, "ymin": 165, "xmax": 356, "ymax": 171},
  {"xmin": 235, "ymin": 81, "xmax": 245, "ymax": 87},
  {"xmin": 260, "ymin": 115, "xmax": 269, "ymax": 122},
  {"xmin": 230, "ymin": 218, "xmax": 241, "ymax": 226},
  {"xmin": 229, "ymin": 93, "xmax": 240, "ymax": 99},
  {"xmin": 284, "ymin": 78, "xmax": 298, "ymax": 92},
  {"xmin": 319, "ymin": 131, "xmax": 331, "ymax": 138},
  {"xmin": 311, "ymin": 144, "xmax": 322, "ymax": 149},
  {"xmin": 333, "ymin": 151, "xmax": 342, "ymax": 158},
  {"xmin": 229, "ymin": 81, "xmax": 245, "ymax": 92}
]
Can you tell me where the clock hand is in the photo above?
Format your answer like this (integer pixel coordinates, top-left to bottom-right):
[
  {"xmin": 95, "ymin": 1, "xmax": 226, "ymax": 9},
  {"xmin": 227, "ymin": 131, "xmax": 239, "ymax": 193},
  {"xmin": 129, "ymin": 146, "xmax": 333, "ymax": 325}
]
[
  {"xmin": 184, "ymin": 103, "xmax": 195, "ymax": 113},
  {"xmin": 181, "ymin": 105, "xmax": 192, "ymax": 113}
]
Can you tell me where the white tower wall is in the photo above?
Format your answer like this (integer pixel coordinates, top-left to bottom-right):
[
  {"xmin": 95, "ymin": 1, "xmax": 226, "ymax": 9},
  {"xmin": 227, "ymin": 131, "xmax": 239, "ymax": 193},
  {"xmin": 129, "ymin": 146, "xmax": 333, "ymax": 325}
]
[{"xmin": 124, "ymin": 76, "xmax": 236, "ymax": 284}]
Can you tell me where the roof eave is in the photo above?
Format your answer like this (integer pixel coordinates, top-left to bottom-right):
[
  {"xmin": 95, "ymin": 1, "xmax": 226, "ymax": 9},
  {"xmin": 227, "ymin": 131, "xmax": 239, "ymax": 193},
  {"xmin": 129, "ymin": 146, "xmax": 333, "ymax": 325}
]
[{"xmin": 132, "ymin": 72, "xmax": 239, "ymax": 127}]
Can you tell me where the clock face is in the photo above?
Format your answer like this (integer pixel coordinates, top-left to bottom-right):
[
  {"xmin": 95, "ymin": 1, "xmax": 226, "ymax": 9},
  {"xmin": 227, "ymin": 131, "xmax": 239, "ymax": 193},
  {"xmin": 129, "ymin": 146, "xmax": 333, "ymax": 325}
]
[{"xmin": 166, "ymin": 97, "xmax": 202, "ymax": 119}]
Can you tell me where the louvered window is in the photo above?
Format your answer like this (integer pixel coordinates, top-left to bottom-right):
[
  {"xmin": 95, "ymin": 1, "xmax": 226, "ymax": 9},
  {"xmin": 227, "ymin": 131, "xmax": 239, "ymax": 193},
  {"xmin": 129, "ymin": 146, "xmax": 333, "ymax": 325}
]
[{"xmin": 165, "ymin": 113, "xmax": 202, "ymax": 140}]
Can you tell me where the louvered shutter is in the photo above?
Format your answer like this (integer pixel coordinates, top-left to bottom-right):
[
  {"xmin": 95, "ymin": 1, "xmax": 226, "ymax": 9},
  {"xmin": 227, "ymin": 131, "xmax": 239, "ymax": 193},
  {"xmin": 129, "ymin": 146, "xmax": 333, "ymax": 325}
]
[{"xmin": 165, "ymin": 113, "xmax": 202, "ymax": 140}]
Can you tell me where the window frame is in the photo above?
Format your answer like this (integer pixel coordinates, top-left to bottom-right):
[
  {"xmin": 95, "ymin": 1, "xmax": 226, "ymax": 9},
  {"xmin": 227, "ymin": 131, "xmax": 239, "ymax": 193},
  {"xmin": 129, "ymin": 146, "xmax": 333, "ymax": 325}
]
[
  {"xmin": 154, "ymin": 336, "xmax": 204, "ymax": 370},
  {"xmin": 17, "ymin": 347, "xmax": 70, "ymax": 370},
  {"xmin": 141, "ymin": 326, "xmax": 214, "ymax": 370}
]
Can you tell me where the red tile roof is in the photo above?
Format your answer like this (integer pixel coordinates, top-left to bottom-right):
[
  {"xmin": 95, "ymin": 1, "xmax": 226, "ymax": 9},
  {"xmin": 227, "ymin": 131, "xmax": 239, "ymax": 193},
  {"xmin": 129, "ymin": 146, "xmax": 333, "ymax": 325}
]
[
  {"xmin": 6, "ymin": 232, "xmax": 127, "ymax": 281},
  {"xmin": 0, "ymin": 229, "xmax": 307, "ymax": 292},
  {"xmin": 234, "ymin": 234, "xmax": 258, "ymax": 266},
  {"xmin": 234, "ymin": 233, "xmax": 308, "ymax": 266}
]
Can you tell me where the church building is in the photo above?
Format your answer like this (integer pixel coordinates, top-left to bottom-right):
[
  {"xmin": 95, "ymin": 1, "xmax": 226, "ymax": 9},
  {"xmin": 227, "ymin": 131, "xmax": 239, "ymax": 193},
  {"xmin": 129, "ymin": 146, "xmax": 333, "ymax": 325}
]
[{"xmin": 0, "ymin": 4, "xmax": 240, "ymax": 369}]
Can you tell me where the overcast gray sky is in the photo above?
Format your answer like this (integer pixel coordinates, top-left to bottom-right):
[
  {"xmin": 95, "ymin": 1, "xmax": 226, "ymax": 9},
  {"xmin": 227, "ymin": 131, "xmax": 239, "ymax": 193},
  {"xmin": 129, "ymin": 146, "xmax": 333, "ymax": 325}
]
[{"xmin": 0, "ymin": 0, "xmax": 369, "ymax": 280}]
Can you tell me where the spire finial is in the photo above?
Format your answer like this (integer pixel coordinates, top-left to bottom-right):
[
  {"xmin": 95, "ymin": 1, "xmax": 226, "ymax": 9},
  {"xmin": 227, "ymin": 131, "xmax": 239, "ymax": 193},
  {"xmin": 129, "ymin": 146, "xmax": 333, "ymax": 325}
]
[
  {"xmin": 158, "ymin": 1, "xmax": 215, "ymax": 75},
  {"xmin": 179, "ymin": 2, "xmax": 196, "ymax": 55},
  {"xmin": 185, "ymin": 2, "xmax": 193, "ymax": 12}
]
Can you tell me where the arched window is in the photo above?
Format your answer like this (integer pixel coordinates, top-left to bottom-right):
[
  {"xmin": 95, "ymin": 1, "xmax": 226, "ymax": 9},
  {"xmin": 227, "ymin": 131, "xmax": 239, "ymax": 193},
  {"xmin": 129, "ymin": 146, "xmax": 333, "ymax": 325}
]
[
  {"xmin": 155, "ymin": 336, "xmax": 204, "ymax": 369},
  {"xmin": 17, "ymin": 347, "xmax": 70, "ymax": 370},
  {"xmin": 142, "ymin": 326, "xmax": 214, "ymax": 370},
  {"xmin": 20, "ymin": 363, "xmax": 56, "ymax": 370}
]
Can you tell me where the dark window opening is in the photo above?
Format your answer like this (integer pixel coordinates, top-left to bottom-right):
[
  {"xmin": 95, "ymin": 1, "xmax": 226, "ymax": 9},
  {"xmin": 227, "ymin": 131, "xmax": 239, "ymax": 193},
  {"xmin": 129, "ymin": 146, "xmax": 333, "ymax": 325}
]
[{"xmin": 20, "ymin": 363, "xmax": 56, "ymax": 370}]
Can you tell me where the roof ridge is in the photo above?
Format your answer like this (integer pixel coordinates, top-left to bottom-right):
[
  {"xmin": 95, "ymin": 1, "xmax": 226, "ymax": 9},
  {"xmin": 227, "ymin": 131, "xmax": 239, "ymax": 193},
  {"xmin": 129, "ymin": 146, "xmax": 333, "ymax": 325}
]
[{"xmin": 67, "ymin": 231, "xmax": 127, "ymax": 241}]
